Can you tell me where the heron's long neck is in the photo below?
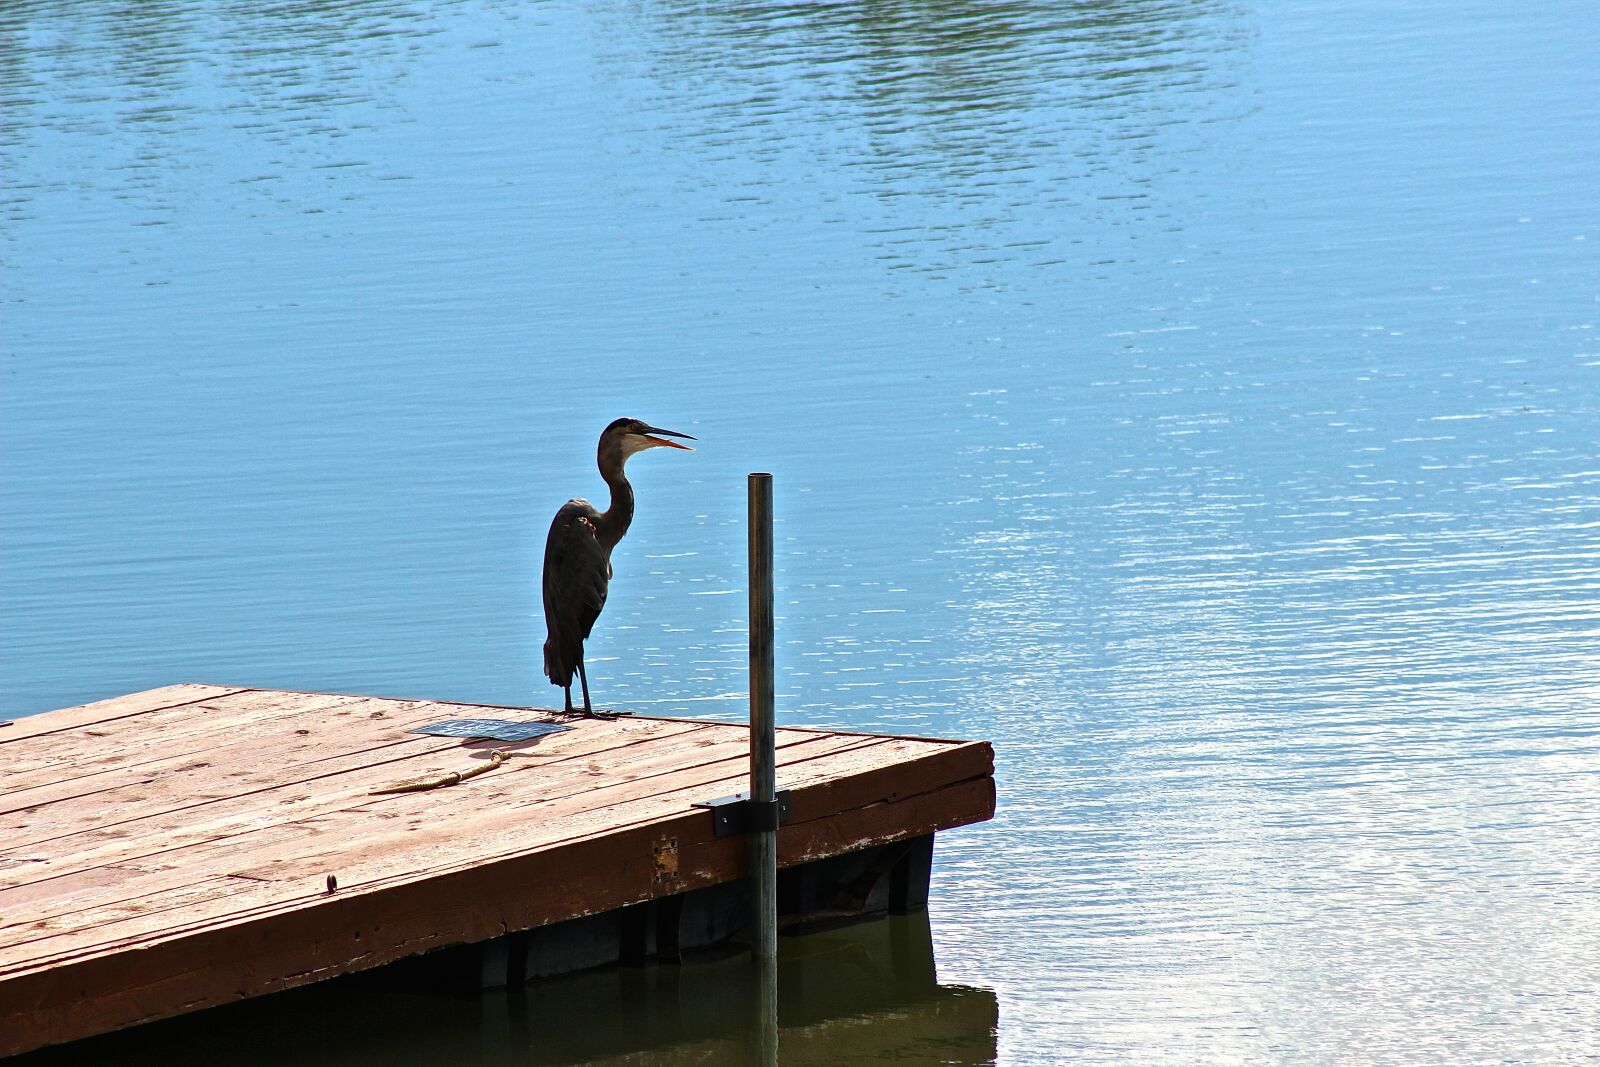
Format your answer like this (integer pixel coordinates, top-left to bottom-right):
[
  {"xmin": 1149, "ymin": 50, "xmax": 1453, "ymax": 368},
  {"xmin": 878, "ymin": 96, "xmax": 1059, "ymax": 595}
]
[{"xmin": 594, "ymin": 459, "xmax": 634, "ymax": 552}]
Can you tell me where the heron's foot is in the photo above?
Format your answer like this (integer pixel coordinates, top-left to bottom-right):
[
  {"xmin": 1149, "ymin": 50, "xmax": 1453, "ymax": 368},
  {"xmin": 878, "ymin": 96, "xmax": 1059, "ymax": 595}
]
[
  {"xmin": 550, "ymin": 706, "xmax": 628, "ymax": 721},
  {"xmin": 583, "ymin": 707, "xmax": 628, "ymax": 720}
]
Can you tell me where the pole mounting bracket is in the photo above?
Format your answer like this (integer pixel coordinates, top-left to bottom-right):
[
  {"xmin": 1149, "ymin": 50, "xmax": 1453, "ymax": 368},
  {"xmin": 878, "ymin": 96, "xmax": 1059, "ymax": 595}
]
[{"xmin": 692, "ymin": 790, "xmax": 791, "ymax": 839}]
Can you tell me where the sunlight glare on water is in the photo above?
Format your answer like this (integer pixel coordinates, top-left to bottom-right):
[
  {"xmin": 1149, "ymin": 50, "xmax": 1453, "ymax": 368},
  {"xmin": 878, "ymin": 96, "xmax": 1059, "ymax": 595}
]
[{"xmin": 2, "ymin": 0, "xmax": 1598, "ymax": 1063}]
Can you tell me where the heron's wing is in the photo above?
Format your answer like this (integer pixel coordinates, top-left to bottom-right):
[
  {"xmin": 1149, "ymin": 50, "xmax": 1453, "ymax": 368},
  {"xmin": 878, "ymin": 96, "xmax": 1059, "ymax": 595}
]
[{"xmin": 542, "ymin": 499, "xmax": 610, "ymax": 683}]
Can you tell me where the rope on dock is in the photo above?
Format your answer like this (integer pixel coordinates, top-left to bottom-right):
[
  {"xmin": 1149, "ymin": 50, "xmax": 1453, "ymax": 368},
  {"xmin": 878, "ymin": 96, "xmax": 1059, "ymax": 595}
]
[{"xmin": 369, "ymin": 749, "xmax": 507, "ymax": 795}]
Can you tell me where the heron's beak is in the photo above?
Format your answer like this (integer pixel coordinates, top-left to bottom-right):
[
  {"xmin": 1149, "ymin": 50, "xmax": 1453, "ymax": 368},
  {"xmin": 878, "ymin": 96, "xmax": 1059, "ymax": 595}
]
[{"xmin": 642, "ymin": 425, "xmax": 696, "ymax": 451}]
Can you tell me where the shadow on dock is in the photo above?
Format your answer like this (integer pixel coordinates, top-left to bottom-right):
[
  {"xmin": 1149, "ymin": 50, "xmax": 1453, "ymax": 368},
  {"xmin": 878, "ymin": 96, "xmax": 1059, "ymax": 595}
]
[{"xmin": 11, "ymin": 911, "xmax": 997, "ymax": 1066}]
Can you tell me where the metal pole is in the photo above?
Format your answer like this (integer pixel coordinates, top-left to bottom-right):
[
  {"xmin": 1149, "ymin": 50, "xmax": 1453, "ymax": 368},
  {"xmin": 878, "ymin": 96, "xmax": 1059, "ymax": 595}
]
[{"xmin": 748, "ymin": 472, "xmax": 777, "ymax": 968}]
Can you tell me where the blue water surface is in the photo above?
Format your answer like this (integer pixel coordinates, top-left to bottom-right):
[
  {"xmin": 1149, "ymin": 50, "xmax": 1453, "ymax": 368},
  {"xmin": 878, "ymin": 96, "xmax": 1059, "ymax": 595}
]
[{"xmin": 3, "ymin": 1, "xmax": 1598, "ymax": 1063}]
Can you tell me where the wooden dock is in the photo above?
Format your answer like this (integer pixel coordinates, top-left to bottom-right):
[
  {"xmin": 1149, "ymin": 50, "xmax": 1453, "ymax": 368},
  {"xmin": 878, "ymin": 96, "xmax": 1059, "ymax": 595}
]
[{"xmin": 0, "ymin": 685, "xmax": 994, "ymax": 1058}]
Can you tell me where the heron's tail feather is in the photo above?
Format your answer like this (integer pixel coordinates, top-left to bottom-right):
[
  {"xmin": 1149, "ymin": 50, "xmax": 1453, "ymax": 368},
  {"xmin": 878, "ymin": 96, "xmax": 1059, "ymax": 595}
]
[{"xmin": 543, "ymin": 639, "xmax": 573, "ymax": 687}]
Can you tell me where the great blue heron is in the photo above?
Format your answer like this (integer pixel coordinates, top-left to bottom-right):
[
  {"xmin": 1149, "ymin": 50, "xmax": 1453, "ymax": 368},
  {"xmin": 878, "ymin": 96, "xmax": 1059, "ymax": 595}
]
[{"xmin": 542, "ymin": 418, "xmax": 695, "ymax": 717}]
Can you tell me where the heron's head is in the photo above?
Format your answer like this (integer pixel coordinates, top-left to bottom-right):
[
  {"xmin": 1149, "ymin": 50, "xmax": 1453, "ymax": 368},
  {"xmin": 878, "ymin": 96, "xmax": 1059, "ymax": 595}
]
[{"xmin": 600, "ymin": 417, "xmax": 696, "ymax": 465}]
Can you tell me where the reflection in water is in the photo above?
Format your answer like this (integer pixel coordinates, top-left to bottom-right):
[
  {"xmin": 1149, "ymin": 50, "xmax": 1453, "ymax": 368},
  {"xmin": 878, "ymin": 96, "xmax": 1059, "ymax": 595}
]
[
  {"xmin": 628, "ymin": 0, "xmax": 1249, "ymax": 274},
  {"xmin": 0, "ymin": 0, "xmax": 437, "ymax": 226},
  {"xmin": 12, "ymin": 914, "xmax": 998, "ymax": 1067}
]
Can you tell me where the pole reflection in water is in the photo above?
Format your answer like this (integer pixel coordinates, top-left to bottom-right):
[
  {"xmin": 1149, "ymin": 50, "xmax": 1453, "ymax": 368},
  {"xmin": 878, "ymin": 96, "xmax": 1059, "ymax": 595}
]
[
  {"xmin": 754, "ymin": 953, "xmax": 780, "ymax": 1067},
  {"xmin": 482, "ymin": 911, "xmax": 995, "ymax": 1066},
  {"xmin": 10, "ymin": 912, "xmax": 997, "ymax": 1067}
]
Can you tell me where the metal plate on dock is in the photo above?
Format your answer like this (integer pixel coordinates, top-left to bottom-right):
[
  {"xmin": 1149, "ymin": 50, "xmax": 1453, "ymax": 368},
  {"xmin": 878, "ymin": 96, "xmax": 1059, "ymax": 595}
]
[{"xmin": 410, "ymin": 719, "xmax": 571, "ymax": 742}]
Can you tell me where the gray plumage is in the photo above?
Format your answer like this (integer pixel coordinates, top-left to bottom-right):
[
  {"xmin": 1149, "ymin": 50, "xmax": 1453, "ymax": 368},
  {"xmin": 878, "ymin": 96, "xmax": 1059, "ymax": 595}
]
[
  {"xmin": 541, "ymin": 418, "xmax": 695, "ymax": 717},
  {"xmin": 541, "ymin": 499, "xmax": 610, "ymax": 690}
]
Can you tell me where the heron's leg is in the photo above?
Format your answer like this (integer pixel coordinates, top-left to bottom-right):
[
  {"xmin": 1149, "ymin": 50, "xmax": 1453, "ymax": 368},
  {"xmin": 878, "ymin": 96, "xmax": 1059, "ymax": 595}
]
[
  {"xmin": 576, "ymin": 657, "xmax": 592, "ymax": 715},
  {"xmin": 562, "ymin": 683, "xmax": 575, "ymax": 715},
  {"xmin": 575, "ymin": 655, "xmax": 619, "ymax": 720}
]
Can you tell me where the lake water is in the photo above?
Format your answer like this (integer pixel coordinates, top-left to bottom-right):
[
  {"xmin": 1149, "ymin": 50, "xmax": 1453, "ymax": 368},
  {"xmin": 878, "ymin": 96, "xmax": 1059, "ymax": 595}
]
[{"xmin": 3, "ymin": 1, "xmax": 1598, "ymax": 1063}]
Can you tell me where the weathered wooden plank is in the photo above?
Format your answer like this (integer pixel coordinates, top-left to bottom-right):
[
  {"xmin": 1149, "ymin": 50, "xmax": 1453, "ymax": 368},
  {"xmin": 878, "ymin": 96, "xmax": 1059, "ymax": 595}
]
[
  {"xmin": 1, "ymin": 688, "xmax": 570, "ymax": 789},
  {"xmin": 0, "ymin": 715, "xmax": 710, "ymax": 866},
  {"xmin": 0, "ymin": 687, "xmax": 995, "ymax": 1058},
  {"xmin": 782, "ymin": 739, "xmax": 993, "ymax": 823},
  {"xmin": 0, "ymin": 772, "xmax": 992, "ymax": 1057},
  {"xmin": 0, "ymin": 690, "xmax": 403, "ymax": 789},
  {"xmin": 0, "ymin": 686, "xmax": 247, "ymax": 745},
  {"xmin": 0, "ymin": 733, "xmax": 965, "ymax": 965},
  {"xmin": 0, "ymin": 727, "xmax": 864, "ymax": 938},
  {"xmin": 0, "ymin": 716, "xmax": 886, "ymax": 889},
  {"xmin": 230, "ymin": 734, "xmax": 894, "ymax": 893},
  {"xmin": 0, "ymin": 731, "xmax": 884, "ymax": 959},
  {"xmin": 0, "ymin": 700, "xmax": 418, "ymax": 824},
  {"xmin": 0, "ymin": 719, "xmax": 721, "ymax": 910}
]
